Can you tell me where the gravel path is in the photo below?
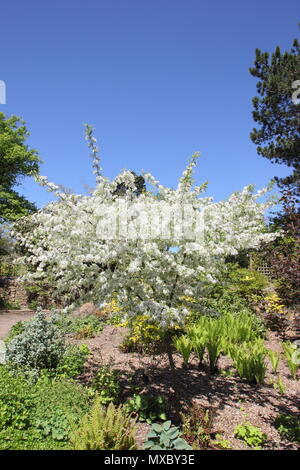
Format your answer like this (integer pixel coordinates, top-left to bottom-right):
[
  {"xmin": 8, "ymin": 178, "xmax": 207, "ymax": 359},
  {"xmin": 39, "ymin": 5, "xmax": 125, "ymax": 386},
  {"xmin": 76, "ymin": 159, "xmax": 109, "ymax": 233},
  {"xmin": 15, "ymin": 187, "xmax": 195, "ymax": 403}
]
[{"xmin": 0, "ymin": 310, "xmax": 35, "ymax": 339}]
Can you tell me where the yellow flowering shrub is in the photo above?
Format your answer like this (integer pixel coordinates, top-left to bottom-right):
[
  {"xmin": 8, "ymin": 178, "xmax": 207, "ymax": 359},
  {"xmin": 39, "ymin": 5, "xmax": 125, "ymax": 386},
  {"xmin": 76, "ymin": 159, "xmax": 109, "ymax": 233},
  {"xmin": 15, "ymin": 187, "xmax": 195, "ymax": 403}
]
[{"xmin": 265, "ymin": 293, "xmax": 285, "ymax": 316}]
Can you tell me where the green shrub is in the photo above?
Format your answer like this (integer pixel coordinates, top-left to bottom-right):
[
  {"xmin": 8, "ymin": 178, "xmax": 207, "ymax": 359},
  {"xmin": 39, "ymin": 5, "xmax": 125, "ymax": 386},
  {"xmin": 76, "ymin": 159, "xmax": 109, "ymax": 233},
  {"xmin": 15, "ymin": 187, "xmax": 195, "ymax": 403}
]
[
  {"xmin": 70, "ymin": 399, "xmax": 137, "ymax": 450},
  {"xmin": 144, "ymin": 421, "xmax": 192, "ymax": 450},
  {"xmin": 229, "ymin": 338, "xmax": 267, "ymax": 385},
  {"xmin": 274, "ymin": 414, "xmax": 300, "ymax": 443},
  {"xmin": 5, "ymin": 311, "xmax": 65, "ymax": 378},
  {"xmin": 57, "ymin": 344, "xmax": 90, "ymax": 379},
  {"xmin": 125, "ymin": 393, "xmax": 167, "ymax": 423},
  {"xmin": 92, "ymin": 365, "xmax": 121, "ymax": 405},
  {"xmin": 234, "ymin": 422, "xmax": 267, "ymax": 449}
]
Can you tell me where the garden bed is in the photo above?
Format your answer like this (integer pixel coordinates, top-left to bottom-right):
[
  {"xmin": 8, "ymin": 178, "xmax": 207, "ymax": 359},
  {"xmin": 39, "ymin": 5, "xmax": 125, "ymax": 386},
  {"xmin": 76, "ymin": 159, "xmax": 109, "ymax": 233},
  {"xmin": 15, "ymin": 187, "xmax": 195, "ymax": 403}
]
[{"xmin": 71, "ymin": 323, "xmax": 300, "ymax": 450}]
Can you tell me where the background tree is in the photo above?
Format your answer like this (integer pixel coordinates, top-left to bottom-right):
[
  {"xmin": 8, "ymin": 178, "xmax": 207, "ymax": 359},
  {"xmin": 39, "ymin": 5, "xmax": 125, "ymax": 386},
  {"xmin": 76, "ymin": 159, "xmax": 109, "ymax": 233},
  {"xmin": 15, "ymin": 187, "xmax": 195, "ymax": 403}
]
[
  {"xmin": 0, "ymin": 112, "xmax": 41, "ymax": 223},
  {"xmin": 249, "ymin": 30, "xmax": 300, "ymax": 196}
]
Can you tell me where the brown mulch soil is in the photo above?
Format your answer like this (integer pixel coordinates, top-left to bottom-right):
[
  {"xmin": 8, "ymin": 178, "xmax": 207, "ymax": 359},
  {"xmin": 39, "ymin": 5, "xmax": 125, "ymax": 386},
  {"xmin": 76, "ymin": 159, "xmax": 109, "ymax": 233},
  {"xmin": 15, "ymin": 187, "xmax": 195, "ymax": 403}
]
[{"xmin": 1, "ymin": 308, "xmax": 299, "ymax": 450}]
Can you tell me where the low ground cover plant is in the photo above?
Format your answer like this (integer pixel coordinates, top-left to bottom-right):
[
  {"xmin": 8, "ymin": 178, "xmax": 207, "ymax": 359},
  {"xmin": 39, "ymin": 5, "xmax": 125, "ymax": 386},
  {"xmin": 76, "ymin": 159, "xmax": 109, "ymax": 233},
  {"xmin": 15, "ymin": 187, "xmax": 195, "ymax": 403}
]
[
  {"xmin": 125, "ymin": 393, "xmax": 167, "ymax": 423},
  {"xmin": 234, "ymin": 422, "xmax": 267, "ymax": 449},
  {"xmin": 181, "ymin": 404, "xmax": 215, "ymax": 449},
  {"xmin": 144, "ymin": 421, "xmax": 192, "ymax": 450},
  {"xmin": 0, "ymin": 366, "xmax": 90, "ymax": 449},
  {"xmin": 274, "ymin": 414, "xmax": 300, "ymax": 443}
]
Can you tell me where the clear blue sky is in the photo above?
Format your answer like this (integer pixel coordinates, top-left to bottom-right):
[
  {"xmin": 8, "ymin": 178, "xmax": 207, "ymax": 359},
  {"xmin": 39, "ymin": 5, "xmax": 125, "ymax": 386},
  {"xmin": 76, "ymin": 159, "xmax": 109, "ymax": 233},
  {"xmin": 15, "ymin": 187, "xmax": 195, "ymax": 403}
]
[{"xmin": 1, "ymin": 0, "xmax": 299, "ymax": 209}]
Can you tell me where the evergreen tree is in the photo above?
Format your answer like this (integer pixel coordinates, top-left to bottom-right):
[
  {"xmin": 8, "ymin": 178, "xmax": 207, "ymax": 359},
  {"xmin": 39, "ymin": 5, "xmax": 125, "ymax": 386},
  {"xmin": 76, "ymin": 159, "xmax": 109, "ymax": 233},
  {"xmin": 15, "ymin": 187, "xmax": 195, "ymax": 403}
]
[{"xmin": 249, "ymin": 29, "xmax": 300, "ymax": 195}]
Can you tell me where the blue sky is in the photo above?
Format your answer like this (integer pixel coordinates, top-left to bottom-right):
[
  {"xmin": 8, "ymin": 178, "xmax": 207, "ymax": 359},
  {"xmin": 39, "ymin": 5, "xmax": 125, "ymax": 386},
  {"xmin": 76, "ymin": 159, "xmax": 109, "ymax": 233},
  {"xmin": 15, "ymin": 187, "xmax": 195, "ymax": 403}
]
[{"xmin": 1, "ymin": 0, "xmax": 299, "ymax": 210}]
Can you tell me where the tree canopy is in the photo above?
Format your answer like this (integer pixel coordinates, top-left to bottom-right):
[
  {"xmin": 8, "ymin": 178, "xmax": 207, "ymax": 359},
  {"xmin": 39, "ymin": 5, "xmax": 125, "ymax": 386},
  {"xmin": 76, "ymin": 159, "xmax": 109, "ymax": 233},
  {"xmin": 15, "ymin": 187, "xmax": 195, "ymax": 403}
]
[{"xmin": 0, "ymin": 112, "xmax": 41, "ymax": 222}]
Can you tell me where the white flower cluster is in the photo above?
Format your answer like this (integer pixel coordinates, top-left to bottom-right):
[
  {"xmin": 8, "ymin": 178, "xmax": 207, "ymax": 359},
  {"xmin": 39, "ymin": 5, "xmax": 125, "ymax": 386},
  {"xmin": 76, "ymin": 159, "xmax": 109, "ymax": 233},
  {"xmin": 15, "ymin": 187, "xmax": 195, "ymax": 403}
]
[{"xmin": 12, "ymin": 132, "xmax": 278, "ymax": 329}]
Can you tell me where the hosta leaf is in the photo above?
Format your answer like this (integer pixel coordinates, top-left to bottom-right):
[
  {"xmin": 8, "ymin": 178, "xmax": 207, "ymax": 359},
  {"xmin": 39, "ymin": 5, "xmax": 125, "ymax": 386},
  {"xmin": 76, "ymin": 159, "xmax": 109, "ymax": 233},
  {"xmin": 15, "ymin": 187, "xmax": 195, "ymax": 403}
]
[
  {"xmin": 144, "ymin": 440, "xmax": 155, "ymax": 449},
  {"xmin": 172, "ymin": 438, "xmax": 192, "ymax": 450},
  {"xmin": 151, "ymin": 423, "xmax": 163, "ymax": 433},
  {"xmin": 162, "ymin": 420, "xmax": 172, "ymax": 431}
]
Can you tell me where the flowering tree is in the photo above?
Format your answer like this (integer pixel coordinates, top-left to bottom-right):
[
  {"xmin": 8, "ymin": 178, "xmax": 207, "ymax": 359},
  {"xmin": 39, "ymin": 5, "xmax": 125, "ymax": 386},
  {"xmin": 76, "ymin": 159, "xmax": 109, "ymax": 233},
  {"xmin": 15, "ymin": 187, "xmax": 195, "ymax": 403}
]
[{"xmin": 13, "ymin": 127, "xmax": 277, "ymax": 351}]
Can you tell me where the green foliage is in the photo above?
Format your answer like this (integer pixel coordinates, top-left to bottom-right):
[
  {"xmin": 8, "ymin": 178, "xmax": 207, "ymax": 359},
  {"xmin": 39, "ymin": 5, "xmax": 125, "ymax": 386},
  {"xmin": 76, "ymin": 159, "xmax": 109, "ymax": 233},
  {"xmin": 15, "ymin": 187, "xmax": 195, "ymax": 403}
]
[
  {"xmin": 70, "ymin": 399, "xmax": 137, "ymax": 450},
  {"xmin": 30, "ymin": 376, "xmax": 90, "ymax": 441},
  {"xmin": 227, "ymin": 266, "xmax": 269, "ymax": 299},
  {"xmin": 178, "ymin": 311, "xmax": 264, "ymax": 372},
  {"xmin": 273, "ymin": 375, "xmax": 285, "ymax": 395},
  {"xmin": 125, "ymin": 393, "xmax": 167, "ymax": 424},
  {"xmin": 234, "ymin": 422, "xmax": 267, "ymax": 449},
  {"xmin": 92, "ymin": 365, "xmax": 121, "ymax": 405},
  {"xmin": 212, "ymin": 434, "xmax": 232, "ymax": 449},
  {"xmin": 0, "ymin": 366, "xmax": 90, "ymax": 449},
  {"xmin": 5, "ymin": 311, "xmax": 65, "ymax": 378},
  {"xmin": 173, "ymin": 335, "xmax": 193, "ymax": 365},
  {"xmin": 267, "ymin": 349, "xmax": 280, "ymax": 374},
  {"xmin": 205, "ymin": 317, "xmax": 223, "ymax": 373},
  {"xmin": 229, "ymin": 338, "xmax": 267, "ymax": 385},
  {"xmin": 144, "ymin": 421, "xmax": 192, "ymax": 450},
  {"xmin": 0, "ymin": 112, "xmax": 41, "ymax": 222},
  {"xmin": 0, "ymin": 299, "xmax": 21, "ymax": 310},
  {"xmin": 57, "ymin": 344, "xmax": 90, "ymax": 379},
  {"xmin": 274, "ymin": 414, "xmax": 300, "ymax": 443},
  {"xmin": 181, "ymin": 404, "xmax": 214, "ymax": 449},
  {"xmin": 282, "ymin": 341, "xmax": 300, "ymax": 379},
  {"xmin": 53, "ymin": 313, "xmax": 103, "ymax": 338}
]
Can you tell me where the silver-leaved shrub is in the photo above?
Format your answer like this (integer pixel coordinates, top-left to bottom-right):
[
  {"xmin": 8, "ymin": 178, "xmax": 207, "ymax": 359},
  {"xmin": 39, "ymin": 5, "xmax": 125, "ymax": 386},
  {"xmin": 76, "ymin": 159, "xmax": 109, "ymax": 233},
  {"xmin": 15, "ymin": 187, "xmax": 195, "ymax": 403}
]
[{"xmin": 6, "ymin": 311, "xmax": 66, "ymax": 376}]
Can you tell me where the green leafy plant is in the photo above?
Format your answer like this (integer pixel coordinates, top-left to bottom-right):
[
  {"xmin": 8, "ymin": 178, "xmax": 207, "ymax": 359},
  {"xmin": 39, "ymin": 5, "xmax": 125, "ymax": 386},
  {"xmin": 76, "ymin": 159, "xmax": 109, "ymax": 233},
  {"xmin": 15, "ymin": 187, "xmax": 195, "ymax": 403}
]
[
  {"xmin": 0, "ymin": 366, "xmax": 90, "ymax": 449},
  {"xmin": 125, "ymin": 393, "xmax": 167, "ymax": 423},
  {"xmin": 186, "ymin": 323, "xmax": 207, "ymax": 366},
  {"xmin": 57, "ymin": 344, "xmax": 90, "ymax": 379},
  {"xmin": 234, "ymin": 422, "xmax": 267, "ymax": 449},
  {"xmin": 267, "ymin": 349, "xmax": 280, "ymax": 374},
  {"xmin": 212, "ymin": 434, "xmax": 232, "ymax": 449},
  {"xmin": 273, "ymin": 375, "xmax": 285, "ymax": 395},
  {"xmin": 144, "ymin": 421, "xmax": 192, "ymax": 450},
  {"xmin": 229, "ymin": 338, "xmax": 267, "ymax": 385},
  {"xmin": 92, "ymin": 364, "xmax": 120, "ymax": 405},
  {"xmin": 72, "ymin": 315, "xmax": 104, "ymax": 339},
  {"xmin": 274, "ymin": 414, "xmax": 300, "ymax": 443},
  {"xmin": 31, "ymin": 376, "xmax": 90, "ymax": 441},
  {"xmin": 173, "ymin": 334, "xmax": 193, "ymax": 366},
  {"xmin": 282, "ymin": 341, "xmax": 299, "ymax": 379},
  {"xmin": 69, "ymin": 399, "xmax": 137, "ymax": 450}
]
